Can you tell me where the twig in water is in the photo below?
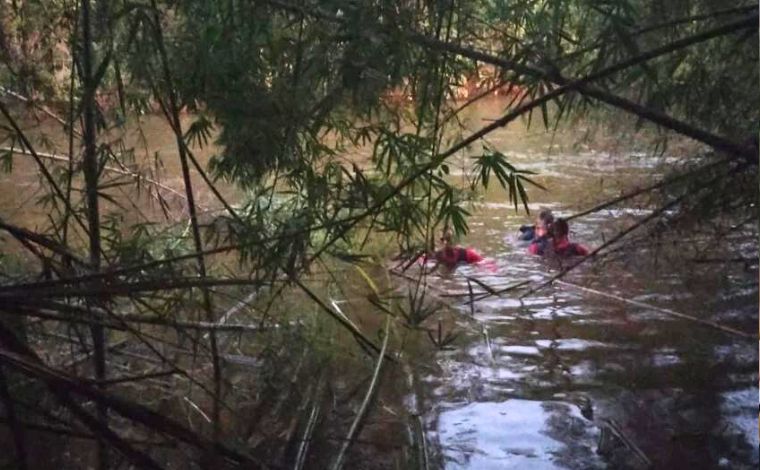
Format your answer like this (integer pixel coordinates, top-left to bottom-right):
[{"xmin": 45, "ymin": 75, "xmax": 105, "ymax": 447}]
[
  {"xmin": 183, "ymin": 396, "xmax": 212, "ymax": 424},
  {"xmin": 1, "ymin": 146, "xmax": 191, "ymax": 210},
  {"xmin": 600, "ymin": 418, "xmax": 653, "ymax": 469},
  {"xmin": 414, "ymin": 414, "xmax": 429, "ymax": 470},
  {"xmin": 482, "ymin": 325, "xmax": 494, "ymax": 362}
]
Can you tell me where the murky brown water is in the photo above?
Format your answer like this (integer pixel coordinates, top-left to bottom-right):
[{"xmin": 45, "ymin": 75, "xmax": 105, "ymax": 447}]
[
  {"xmin": 391, "ymin": 101, "xmax": 758, "ymax": 469},
  {"xmin": 1, "ymin": 98, "xmax": 757, "ymax": 469}
]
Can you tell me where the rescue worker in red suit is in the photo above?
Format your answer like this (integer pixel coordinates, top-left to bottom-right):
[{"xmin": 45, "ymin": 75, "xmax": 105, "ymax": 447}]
[
  {"xmin": 432, "ymin": 228, "xmax": 484, "ymax": 268},
  {"xmin": 529, "ymin": 218, "xmax": 589, "ymax": 257}
]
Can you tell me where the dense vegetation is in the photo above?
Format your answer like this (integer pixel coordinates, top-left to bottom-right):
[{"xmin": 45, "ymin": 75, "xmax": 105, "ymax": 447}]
[{"xmin": 0, "ymin": 0, "xmax": 756, "ymax": 468}]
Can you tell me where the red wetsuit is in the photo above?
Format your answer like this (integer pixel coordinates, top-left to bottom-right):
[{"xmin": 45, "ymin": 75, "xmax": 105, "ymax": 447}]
[
  {"xmin": 435, "ymin": 246, "xmax": 483, "ymax": 267},
  {"xmin": 529, "ymin": 238, "xmax": 589, "ymax": 257},
  {"xmin": 552, "ymin": 238, "xmax": 589, "ymax": 257},
  {"xmin": 528, "ymin": 236, "xmax": 550, "ymax": 255}
]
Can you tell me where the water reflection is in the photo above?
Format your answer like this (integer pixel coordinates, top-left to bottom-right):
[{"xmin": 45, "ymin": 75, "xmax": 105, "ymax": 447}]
[{"xmin": 437, "ymin": 400, "xmax": 603, "ymax": 470}]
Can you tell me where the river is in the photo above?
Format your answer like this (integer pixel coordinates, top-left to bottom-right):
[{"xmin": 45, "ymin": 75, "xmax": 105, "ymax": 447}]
[
  {"xmin": 0, "ymin": 98, "xmax": 757, "ymax": 469},
  {"xmin": 389, "ymin": 100, "xmax": 758, "ymax": 469}
]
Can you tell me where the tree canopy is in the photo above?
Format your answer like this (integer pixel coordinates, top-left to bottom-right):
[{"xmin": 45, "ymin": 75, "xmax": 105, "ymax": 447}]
[{"xmin": 0, "ymin": 0, "xmax": 756, "ymax": 468}]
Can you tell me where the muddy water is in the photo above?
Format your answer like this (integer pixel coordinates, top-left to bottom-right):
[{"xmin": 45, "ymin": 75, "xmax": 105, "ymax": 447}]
[
  {"xmin": 0, "ymin": 113, "xmax": 239, "ymax": 231},
  {"xmin": 1, "ymin": 99, "xmax": 757, "ymax": 469},
  {"xmin": 399, "ymin": 100, "xmax": 758, "ymax": 469}
]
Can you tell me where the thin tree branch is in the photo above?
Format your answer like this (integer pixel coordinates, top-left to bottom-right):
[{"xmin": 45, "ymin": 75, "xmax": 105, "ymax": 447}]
[
  {"xmin": 413, "ymin": 15, "xmax": 757, "ymax": 160},
  {"xmin": 565, "ymin": 155, "xmax": 734, "ymax": 222},
  {"xmin": 557, "ymin": 4, "xmax": 758, "ymax": 63},
  {"xmin": 0, "ymin": 418, "xmax": 174, "ymax": 447},
  {"xmin": 330, "ymin": 316, "xmax": 391, "ymax": 470},
  {"xmin": 553, "ymin": 279, "xmax": 754, "ymax": 339},
  {"xmin": 289, "ymin": 274, "xmax": 392, "ymax": 361},
  {"xmin": 0, "ymin": 217, "xmax": 88, "ymax": 266},
  {"xmin": 0, "ymin": 101, "xmax": 91, "ymax": 236},
  {"xmin": 147, "ymin": 0, "xmax": 223, "ymax": 439},
  {"xmin": 264, "ymin": 0, "xmax": 756, "ymax": 159},
  {"xmin": 2, "ymin": 146, "xmax": 192, "ymax": 207},
  {"xmin": 0, "ymin": 321, "xmax": 263, "ymax": 468},
  {"xmin": 0, "ymin": 303, "xmax": 296, "ymax": 333},
  {"xmin": 0, "ymin": 86, "xmax": 82, "ymax": 137}
]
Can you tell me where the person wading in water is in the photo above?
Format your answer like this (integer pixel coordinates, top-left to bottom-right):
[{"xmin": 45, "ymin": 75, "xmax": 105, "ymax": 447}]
[
  {"xmin": 529, "ymin": 217, "xmax": 590, "ymax": 257},
  {"xmin": 433, "ymin": 228, "xmax": 484, "ymax": 268},
  {"xmin": 518, "ymin": 209, "xmax": 554, "ymax": 242}
]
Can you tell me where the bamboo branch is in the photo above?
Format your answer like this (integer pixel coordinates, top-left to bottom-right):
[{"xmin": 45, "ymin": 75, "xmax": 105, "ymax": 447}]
[
  {"xmin": 557, "ymin": 4, "xmax": 758, "ymax": 63},
  {"xmin": 266, "ymin": 0, "xmax": 756, "ymax": 160},
  {"xmin": 414, "ymin": 15, "xmax": 758, "ymax": 159},
  {"xmin": 62, "ymin": 0, "xmax": 81, "ymax": 247},
  {"xmin": 79, "ymin": 1, "xmax": 108, "ymax": 466},
  {"xmin": 1, "ymin": 146, "xmax": 191, "ymax": 207},
  {"xmin": 86, "ymin": 368, "xmax": 177, "ymax": 386},
  {"xmin": 290, "ymin": 275, "xmax": 391, "ymax": 361},
  {"xmin": 0, "ymin": 217, "xmax": 88, "ymax": 266},
  {"xmin": 0, "ymin": 276, "xmax": 269, "ymax": 297},
  {"xmin": 293, "ymin": 375, "xmax": 326, "ymax": 470},
  {"xmin": 0, "ymin": 418, "xmax": 174, "ymax": 447},
  {"xmin": 330, "ymin": 316, "xmax": 391, "ymax": 470},
  {"xmin": 147, "ymin": 0, "xmax": 223, "ymax": 440},
  {"xmin": 0, "ymin": 321, "xmax": 263, "ymax": 467},
  {"xmin": 0, "ymin": 86, "xmax": 82, "ymax": 136},
  {"xmin": 601, "ymin": 419, "xmax": 653, "ymax": 469},
  {"xmin": 0, "ymin": 101, "xmax": 90, "ymax": 237},
  {"xmin": 565, "ymin": 156, "xmax": 734, "ymax": 222}
]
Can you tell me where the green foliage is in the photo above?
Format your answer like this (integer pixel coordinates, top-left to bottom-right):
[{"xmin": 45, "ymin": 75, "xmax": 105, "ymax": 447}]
[
  {"xmin": 0, "ymin": 0, "xmax": 751, "ymax": 275},
  {"xmin": 472, "ymin": 147, "xmax": 546, "ymax": 213},
  {"xmin": 183, "ymin": 114, "xmax": 214, "ymax": 149},
  {"xmin": 0, "ymin": 1, "xmax": 756, "ymax": 466},
  {"xmin": 0, "ymin": 143, "xmax": 14, "ymax": 173}
]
